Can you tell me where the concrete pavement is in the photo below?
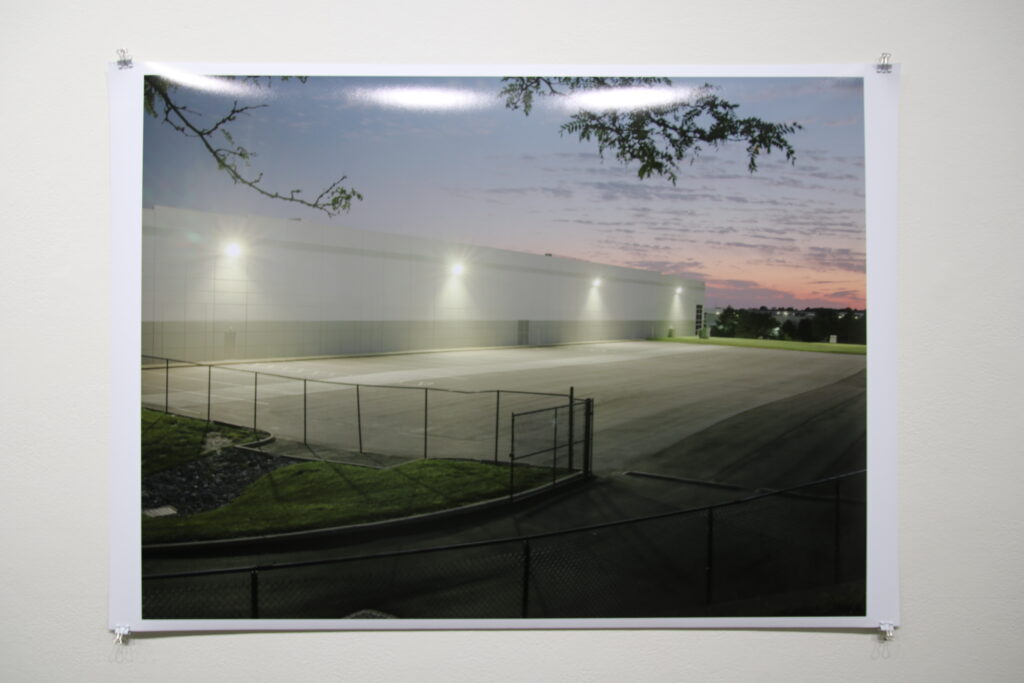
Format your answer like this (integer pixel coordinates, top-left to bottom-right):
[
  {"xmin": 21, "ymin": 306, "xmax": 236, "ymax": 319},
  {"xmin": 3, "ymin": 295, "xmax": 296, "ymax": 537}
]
[{"xmin": 143, "ymin": 342, "xmax": 866, "ymax": 590}]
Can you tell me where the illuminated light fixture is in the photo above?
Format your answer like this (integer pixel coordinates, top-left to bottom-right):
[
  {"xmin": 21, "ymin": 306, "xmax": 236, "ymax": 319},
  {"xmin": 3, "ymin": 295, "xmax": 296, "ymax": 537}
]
[
  {"xmin": 350, "ymin": 87, "xmax": 493, "ymax": 111},
  {"xmin": 675, "ymin": 287, "xmax": 683, "ymax": 294},
  {"xmin": 451, "ymin": 263, "xmax": 465, "ymax": 276},
  {"xmin": 561, "ymin": 86, "xmax": 695, "ymax": 113},
  {"xmin": 225, "ymin": 242, "xmax": 242, "ymax": 258},
  {"xmin": 592, "ymin": 278, "xmax": 602, "ymax": 287}
]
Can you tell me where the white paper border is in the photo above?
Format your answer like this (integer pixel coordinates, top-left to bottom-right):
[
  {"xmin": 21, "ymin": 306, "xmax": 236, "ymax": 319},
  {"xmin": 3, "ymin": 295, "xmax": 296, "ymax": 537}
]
[{"xmin": 109, "ymin": 62, "xmax": 900, "ymax": 633}]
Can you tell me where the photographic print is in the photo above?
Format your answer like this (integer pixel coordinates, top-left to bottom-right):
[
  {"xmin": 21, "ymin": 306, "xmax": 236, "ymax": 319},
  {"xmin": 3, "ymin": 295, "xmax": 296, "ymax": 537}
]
[{"xmin": 111, "ymin": 64, "xmax": 898, "ymax": 630}]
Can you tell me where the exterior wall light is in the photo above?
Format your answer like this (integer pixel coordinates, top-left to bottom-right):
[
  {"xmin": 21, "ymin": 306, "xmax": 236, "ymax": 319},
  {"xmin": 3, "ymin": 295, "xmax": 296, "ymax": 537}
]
[
  {"xmin": 592, "ymin": 278, "xmax": 602, "ymax": 287},
  {"xmin": 225, "ymin": 242, "xmax": 242, "ymax": 257},
  {"xmin": 675, "ymin": 287, "xmax": 683, "ymax": 294},
  {"xmin": 451, "ymin": 263, "xmax": 465, "ymax": 276}
]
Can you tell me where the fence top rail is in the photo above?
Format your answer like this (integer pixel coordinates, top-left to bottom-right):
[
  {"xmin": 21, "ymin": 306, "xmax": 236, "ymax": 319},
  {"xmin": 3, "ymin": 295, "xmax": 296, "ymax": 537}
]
[
  {"xmin": 144, "ymin": 469, "xmax": 866, "ymax": 581},
  {"xmin": 142, "ymin": 354, "xmax": 576, "ymax": 399},
  {"xmin": 511, "ymin": 401, "xmax": 586, "ymax": 419}
]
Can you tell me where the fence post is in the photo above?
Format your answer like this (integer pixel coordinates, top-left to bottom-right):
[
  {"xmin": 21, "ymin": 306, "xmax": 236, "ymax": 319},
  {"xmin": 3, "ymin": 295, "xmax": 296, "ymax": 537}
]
[
  {"xmin": 834, "ymin": 476, "xmax": 842, "ymax": 584},
  {"xmin": 551, "ymin": 406, "xmax": 558, "ymax": 487},
  {"xmin": 253, "ymin": 372, "xmax": 259, "ymax": 435},
  {"xmin": 509, "ymin": 413, "xmax": 516, "ymax": 501},
  {"xmin": 164, "ymin": 358, "xmax": 169, "ymax": 413},
  {"xmin": 250, "ymin": 569, "xmax": 260, "ymax": 618},
  {"xmin": 423, "ymin": 387, "xmax": 429, "ymax": 459},
  {"xmin": 584, "ymin": 398, "xmax": 594, "ymax": 477},
  {"xmin": 356, "ymin": 384, "xmax": 363, "ymax": 454},
  {"xmin": 303, "ymin": 379, "xmax": 308, "ymax": 445},
  {"xmin": 206, "ymin": 364, "xmax": 212, "ymax": 423},
  {"xmin": 568, "ymin": 387, "xmax": 575, "ymax": 471},
  {"xmin": 520, "ymin": 539, "xmax": 532, "ymax": 618},
  {"xmin": 494, "ymin": 390, "xmax": 501, "ymax": 463},
  {"xmin": 705, "ymin": 507, "xmax": 715, "ymax": 606}
]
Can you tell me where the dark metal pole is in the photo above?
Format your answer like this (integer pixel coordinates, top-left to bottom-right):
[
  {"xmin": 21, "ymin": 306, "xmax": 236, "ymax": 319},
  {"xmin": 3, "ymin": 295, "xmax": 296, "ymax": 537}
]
[
  {"xmin": 250, "ymin": 569, "xmax": 260, "ymax": 618},
  {"xmin": 509, "ymin": 414, "xmax": 516, "ymax": 501},
  {"xmin": 834, "ymin": 477, "xmax": 842, "ymax": 584},
  {"xmin": 520, "ymin": 540, "xmax": 531, "ymax": 618},
  {"xmin": 584, "ymin": 398, "xmax": 594, "ymax": 477},
  {"xmin": 356, "ymin": 384, "xmax": 363, "ymax": 454},
  {"xmin": 303, "ymin": 379, "xmax": 308, "ymax": 445},
  {"xmin": 552, "ymin": 406, "xmax": 558, "ymax": 487},
  {"xmin": 494, "ymin": 390, "xmax": 501, "ymax": 463},
  {"xmin": 164, "ymin": 358, "xmax": 169, "ymax": 413},
  {"xmin": 567, "ymin": 387, "xmax": 575, "ymax": 471},
  {"xmin": 253, "ymin": 372, "xmax": 258, "ymax": 434},
  {"xmin": 705, "ymin": 507, "xmax": 715, "ymax": 606},
  {"xmin": 423, "ymin": 387, "xmax": 429, "ymax": 459},
  {"xmin": 206, "ymin": 364, "xmax": 212, "ymax": 423}
]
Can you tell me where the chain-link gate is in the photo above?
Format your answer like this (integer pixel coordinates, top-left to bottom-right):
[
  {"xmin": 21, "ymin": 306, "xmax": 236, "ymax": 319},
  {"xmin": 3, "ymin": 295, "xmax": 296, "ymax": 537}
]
[{"xmin": 508, "ymin": 395, "xmax": 593, "ymax": 500}]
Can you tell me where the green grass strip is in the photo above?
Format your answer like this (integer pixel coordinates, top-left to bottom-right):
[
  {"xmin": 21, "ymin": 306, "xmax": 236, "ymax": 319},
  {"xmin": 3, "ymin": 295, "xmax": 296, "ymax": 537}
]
[
  {"xmin": 651, "ymin": 336, "xmax": 866, "ymax": 355},
  {"xmin": 142, "ymin": 408, "xmax": 266, "ymax": 476},
  {"xmin": 143, "ymin": 459, "xmax": 562, "ymax": 544}
]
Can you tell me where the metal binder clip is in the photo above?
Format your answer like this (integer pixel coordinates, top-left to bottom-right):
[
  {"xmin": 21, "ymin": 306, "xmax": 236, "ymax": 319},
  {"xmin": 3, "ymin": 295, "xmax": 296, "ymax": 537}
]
[
  {"xmin": 876, "ymin": 53, "xmax": 893, "ymax": 74},
  {"xmin": 879, "ymin": 622, "xmax": 895, "ymax": 641},
  {"xmin": 116, "ymin": 49, "xmax": 133, "ymax": 70},
  {"xmin": 113, "ymin": 625, "xmax": 131, "ymax": 644}
]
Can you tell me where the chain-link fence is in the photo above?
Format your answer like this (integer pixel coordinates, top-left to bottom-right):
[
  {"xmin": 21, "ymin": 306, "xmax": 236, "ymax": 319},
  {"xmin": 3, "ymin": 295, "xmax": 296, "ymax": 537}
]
[
  {"xmin": 509, "ymin": 398, "xmax": 592, "ymax": 500},
  {"xmin": 142, "ymin": 355, "xmax": 580, "ymax": 463},
  {"xmin": 143, "ymin": 470, "xmax": 866, "ymax": 619}
]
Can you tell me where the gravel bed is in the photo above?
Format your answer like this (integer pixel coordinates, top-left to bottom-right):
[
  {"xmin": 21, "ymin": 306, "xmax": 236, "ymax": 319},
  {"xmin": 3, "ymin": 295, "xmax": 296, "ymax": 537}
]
[{"xmin": 142, "ymin": 447, "xmax": 301, "ymax": 516}]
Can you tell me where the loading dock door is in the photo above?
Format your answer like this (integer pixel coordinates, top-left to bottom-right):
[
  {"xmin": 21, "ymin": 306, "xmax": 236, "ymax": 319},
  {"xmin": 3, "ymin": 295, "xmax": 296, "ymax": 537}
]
[{"xmin": 517, "ymin": 320, "xmax": 529, "ymax": 345}]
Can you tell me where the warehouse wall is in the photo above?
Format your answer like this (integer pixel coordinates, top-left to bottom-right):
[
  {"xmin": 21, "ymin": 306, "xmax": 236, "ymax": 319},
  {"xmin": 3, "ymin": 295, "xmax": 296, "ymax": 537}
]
[{"xmin": 142, "ymin": 205, "xmax": 705, "ymax": 360}]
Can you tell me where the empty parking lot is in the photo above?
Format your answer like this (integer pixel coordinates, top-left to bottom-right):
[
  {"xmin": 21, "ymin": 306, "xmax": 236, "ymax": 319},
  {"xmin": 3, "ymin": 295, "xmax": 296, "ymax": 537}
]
[{"xmin": 144, "ymin": 340, "xmax": 865, "ymax": 486}]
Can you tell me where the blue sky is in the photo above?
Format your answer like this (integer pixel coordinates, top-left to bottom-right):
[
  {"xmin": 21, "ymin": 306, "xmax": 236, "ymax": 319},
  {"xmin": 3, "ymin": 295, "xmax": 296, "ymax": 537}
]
[{"xmin": 143, "ymin": 75, "xmax": 865, "ymax": 308}]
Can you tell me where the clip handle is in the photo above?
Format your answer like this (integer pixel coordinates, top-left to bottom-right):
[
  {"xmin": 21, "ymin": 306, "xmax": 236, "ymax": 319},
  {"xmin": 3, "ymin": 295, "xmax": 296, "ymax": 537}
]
[
  {"xmin": 876, "ymin": 53, "xmax": 893, "ymax": 74},
  {"xmin": 113, "ymin": 625, "xmax": 131, "ymax": 644},
  {"xmin": 116, "ymin": 49, "xmax": 133, "ymax": 70}
]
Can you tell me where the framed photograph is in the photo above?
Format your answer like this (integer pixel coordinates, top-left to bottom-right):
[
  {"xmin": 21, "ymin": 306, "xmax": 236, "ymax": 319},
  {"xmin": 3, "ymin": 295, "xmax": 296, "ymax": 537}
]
[{"xmin": 109, "ymin": 62, "xmax": 899, "ymax": 632}]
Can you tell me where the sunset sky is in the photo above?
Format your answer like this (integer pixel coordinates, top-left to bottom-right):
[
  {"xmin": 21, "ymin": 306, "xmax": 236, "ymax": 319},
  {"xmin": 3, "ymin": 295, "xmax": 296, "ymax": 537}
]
[{"xmin": 143, "ymin": 75, "xmax": 866, "ymax": 309}]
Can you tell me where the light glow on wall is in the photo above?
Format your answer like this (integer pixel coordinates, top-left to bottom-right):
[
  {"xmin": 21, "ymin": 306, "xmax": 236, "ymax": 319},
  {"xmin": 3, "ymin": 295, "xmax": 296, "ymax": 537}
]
[
  {"xmin": 669, "ymin": 285, "xmax": 684, "ymax": 330},
  {"xmin": 583, "ymin": 275, "xmax": 606, "ymax": 318},
  {"xmin": 224, "ymin": 242, "xmax": 242, "ymax": 258}
]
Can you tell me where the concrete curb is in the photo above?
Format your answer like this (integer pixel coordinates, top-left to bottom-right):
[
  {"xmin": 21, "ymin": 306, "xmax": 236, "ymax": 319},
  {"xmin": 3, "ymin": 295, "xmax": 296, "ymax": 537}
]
[{"xmin": 142, "ymin": 470, "xmax": 590, "ymax": 554}]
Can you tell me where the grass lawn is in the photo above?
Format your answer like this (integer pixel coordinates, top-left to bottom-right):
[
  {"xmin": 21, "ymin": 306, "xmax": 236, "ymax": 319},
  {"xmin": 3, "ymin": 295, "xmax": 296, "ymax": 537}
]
[
  {"xmin": 143, "ymin": 458, "xmax": 562, "ymax": 544},
  {"xmin": 652, "ymin": 336, "xmax": 866, "ymax": 355},
  {"xmin": 142, "ymin": 408, "xmax": 267, "ymax": 476}
]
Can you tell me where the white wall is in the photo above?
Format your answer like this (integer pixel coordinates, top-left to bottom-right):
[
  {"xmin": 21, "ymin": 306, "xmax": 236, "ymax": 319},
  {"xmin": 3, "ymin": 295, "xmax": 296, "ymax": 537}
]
[
  {"xmin": 143, "ymin": 206, "xmax": 704, "ymax": 359},
  {"xmin": 3, "ymin": 1, "xmax": 1023, "ymax": 681}
]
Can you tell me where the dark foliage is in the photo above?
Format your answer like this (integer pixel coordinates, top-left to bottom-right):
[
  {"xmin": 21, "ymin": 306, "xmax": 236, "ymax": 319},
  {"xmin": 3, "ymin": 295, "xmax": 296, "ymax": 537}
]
[{"xmin": 501, "ymin": 77, "xmax": 802, "ymax": 183}]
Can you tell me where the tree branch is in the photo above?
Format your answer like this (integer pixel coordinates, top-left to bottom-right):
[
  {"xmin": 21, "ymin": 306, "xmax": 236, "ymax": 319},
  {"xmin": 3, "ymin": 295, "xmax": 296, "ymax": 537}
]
[
  {"xmin": 145, "ymin": 76, "xmax": 362, "ymax": 216},
  {"xmin": 501, "ymin": 77, "xmax": 801, "ymax": 183}
]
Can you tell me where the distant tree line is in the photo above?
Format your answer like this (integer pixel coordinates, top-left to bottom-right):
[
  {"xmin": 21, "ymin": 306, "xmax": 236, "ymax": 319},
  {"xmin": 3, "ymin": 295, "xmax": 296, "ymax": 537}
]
[{"xmin": 711, "ymin": 307, "xmax": 866, "ymax": 344}]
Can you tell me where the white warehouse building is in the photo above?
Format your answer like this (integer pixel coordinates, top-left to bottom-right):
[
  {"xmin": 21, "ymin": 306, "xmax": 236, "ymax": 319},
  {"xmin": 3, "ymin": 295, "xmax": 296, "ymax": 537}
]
[{"xmin": 143, "ymin": 206, "xmax": 706, "ymax": 362}]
